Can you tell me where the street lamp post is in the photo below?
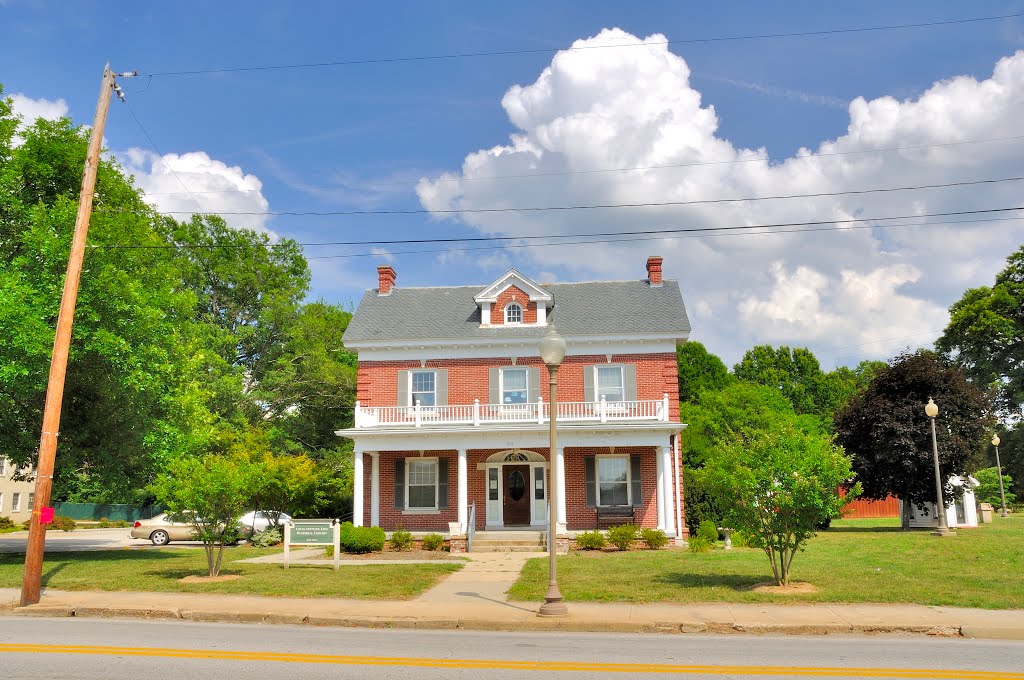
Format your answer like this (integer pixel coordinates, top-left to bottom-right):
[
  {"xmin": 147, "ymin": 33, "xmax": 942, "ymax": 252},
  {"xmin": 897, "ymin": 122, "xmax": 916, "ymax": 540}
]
[
  {"xmin": 925, "ymin": 398, "xmax": 955, "ymax": 537},
  {"xmin": 993, "ymin": 434, "xmax": 1008, "ymax": 518},
  {"xmin": 538, "ymin": 326, "xmax": 567, "ymax": 618}
]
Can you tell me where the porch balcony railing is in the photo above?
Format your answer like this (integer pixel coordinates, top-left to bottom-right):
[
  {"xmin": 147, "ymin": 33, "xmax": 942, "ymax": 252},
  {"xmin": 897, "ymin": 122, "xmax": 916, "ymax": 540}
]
[{"xmin": 352, "ymin": 394, "xmax": 671, "ymax": 428}]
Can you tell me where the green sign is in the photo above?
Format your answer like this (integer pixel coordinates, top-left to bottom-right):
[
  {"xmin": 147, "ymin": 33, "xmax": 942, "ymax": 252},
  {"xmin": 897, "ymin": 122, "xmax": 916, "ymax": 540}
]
[{"xmin": 289, "ymin": 521, "xmax": 334, "ymax": 545}]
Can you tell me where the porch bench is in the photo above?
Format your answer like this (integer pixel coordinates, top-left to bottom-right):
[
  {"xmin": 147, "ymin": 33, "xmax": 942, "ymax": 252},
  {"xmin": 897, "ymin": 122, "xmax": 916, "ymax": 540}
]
[{"xmin": 595, "ymin": 505, "xmax": 636, "ymax": 529}]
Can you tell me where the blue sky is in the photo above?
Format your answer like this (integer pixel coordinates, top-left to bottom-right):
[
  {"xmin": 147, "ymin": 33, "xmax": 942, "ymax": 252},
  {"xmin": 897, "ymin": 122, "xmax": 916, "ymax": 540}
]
[{"xmin": 3, "ymin": 1, "xmax": 1024, "ymax": 368}]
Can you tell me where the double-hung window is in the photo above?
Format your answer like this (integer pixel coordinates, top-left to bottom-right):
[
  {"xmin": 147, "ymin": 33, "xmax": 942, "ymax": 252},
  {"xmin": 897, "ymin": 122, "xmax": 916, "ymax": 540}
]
[
  {"xmin": 410, "ymin": 371, "xmax": 436, "ymax": 407},
  {"xmin": 11, "ymin": 492, "xmax": 21, "ymax": 512},
  {"xmin": 28, "ymin": 493, "xmax": 34, "ymax": 511},
  {"xmin": 501, "ymin": 368, "xmax": 528, "ymax": 404},
  {"xmin": 597, "ymin": 456, "xmax": 629, "ymax": 506},
  {"xmin": 0, "ymin": 457, "xmax": 7, "ymax": 476},
  {"xmin": 596, "ymin": 366, "xmax": 625, "ymax": 402},
  {"xmin": 406, "ymin": 459, "xmax": 438, "ymax": 510},
  {"xmin": 505, "ymin": 302, "xmax": 522, "ymax": 324}
]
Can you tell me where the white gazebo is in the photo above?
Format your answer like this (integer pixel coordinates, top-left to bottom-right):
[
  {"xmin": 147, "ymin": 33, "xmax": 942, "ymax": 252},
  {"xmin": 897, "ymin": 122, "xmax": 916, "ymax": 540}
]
[{"xmin": 901, "ymin": 476, "xmax": 981, "ymax": 529}]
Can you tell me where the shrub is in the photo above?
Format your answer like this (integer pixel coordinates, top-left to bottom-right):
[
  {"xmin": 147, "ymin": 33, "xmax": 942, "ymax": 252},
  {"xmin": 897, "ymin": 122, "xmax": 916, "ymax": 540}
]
[
  {"xmin": 0, "ymin": 516, "xmax": 15, "ymax": 530},
  {"xmin": 696, "ymin": 519, "xmax": 719, "ymax": 543},
  {"xmin": 389, "ymin": 529, "xmax": 413, "ymax": 551},
  {"xmin": 688, "ymin": 536, "xmax": 714, "ymax": 553},
  {"xmin": 21, "ymin": 519, "xmax": 31, "ymax": 530},
  {"xmin": 606, "ymin": 523, "xmax": 638, "ymax": 551},
  {"xmin": 98, "ymin": 517, "xmax": 111, "ymax": 528},
  {"xmin": 421, "ymin": 533, "xmax": 446, "ymax": 551},
  {"xmin": 729, "ymin": 529, "xmax": 749, "ymax": 548},
  {"xmin": 113, "ymin": 520, "xmax": 132, "ymax": 528},
  {"xmin": 250, "ymin": 527, "xmax": 283, "ymax": 547},
  {"xmin": 575, "ymin": 530, "xmax": 606, "ymax": 550},
  {"xmin": 341, "ymin": 525, "xmax": 385, "ymax": 553},
  {"xmin": 640, "ymin": 528, "xmax": 668, "ymax": 550},
  {"xmin": 51, "ymin": 516, "xmax": 76, "ymax": 532}
]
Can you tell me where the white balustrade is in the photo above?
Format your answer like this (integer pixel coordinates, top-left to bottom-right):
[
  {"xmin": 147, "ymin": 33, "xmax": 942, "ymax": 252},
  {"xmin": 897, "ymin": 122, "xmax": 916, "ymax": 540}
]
[{"xmin": 354, "ymin": 398, "xmax": 668, "ymax": 428}]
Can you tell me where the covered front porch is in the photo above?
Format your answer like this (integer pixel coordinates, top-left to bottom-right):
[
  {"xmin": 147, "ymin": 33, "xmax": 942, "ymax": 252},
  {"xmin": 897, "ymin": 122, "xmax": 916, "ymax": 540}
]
[{"xmin": 337, "ymin": 422, "xmax": 685, "ymax": 541}]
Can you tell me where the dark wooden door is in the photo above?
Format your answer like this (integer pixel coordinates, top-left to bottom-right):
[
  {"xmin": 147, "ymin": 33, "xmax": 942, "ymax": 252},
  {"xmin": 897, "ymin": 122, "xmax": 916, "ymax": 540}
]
[{"xmin": 503, "ymin": 465, "xmax": 531, "ymax": 526}]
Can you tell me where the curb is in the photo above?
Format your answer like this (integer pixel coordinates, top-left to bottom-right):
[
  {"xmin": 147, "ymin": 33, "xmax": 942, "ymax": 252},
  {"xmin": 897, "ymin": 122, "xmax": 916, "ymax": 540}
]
[{"xmin": 0, "ymin": 604, "xmax": 995, "ymax": 638}]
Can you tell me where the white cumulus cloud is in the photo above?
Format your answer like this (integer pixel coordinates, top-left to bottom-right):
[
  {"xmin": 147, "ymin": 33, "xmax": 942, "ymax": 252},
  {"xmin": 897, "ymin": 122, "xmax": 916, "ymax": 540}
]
[
  {"xmin": 416, "ymin": 28, "xmax": 1024, "ymax": 368},
  {"xmin": 119, "ymin": 149, "xmax": 273, "ymax": 233}
]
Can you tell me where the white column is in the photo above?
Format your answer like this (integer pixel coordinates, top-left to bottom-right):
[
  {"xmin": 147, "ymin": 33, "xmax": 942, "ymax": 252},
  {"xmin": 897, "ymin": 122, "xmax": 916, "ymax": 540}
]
[
  {"xmin": 353, "ymin": 448, "xmax": 364, "ymax": 527},
  {"xmin": 661, "ymin": 445, "xmax": 677, "ymax": 537},
  {"xmin": 655, "ymin": 448, "xmax": 666, "ymax": 530},
  {"xmin": 370, "ymin": 452, "xmax": 380, "ymax": 527},
  {"xmin": 457, "ymin": 449, "xmax": 468, "ymax": 534},
  {"xmin": 556, "ymin": 447, "xmax": 567, "ymax": 530}
]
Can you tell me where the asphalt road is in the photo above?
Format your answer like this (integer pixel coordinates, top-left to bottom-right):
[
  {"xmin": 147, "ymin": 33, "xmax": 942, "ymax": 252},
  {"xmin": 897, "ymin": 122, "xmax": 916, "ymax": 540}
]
[
  {"xmin": 0, "ymin": 528, "xmax": 197, "ymax": 553},
  {"xmin": 0, "ymin": 618, "xmax": 1022, "ymax": 679}
]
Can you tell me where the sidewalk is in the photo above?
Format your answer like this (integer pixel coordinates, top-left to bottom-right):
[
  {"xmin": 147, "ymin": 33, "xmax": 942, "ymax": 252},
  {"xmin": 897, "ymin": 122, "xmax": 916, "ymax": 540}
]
[{"xmin": 2, "ymin": 549, "xmax": 1023, "ymax": 640}]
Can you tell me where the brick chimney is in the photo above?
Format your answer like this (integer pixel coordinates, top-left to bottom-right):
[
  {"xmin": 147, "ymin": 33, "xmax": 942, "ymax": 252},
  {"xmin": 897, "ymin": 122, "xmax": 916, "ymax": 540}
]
[
  {"xmin": 646, "ymin": 256, "xmax": 663, "ymax": 287},
  {"xmin": 377, "ymin": 265, "xmax": 396, "ymax": 296}
]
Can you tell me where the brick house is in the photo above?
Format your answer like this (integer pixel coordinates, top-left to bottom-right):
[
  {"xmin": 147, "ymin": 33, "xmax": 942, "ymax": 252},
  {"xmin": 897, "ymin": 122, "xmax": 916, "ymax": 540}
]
[{"xmin": 336, "ymin": 257, "xmax": 691, "ymax": 545}]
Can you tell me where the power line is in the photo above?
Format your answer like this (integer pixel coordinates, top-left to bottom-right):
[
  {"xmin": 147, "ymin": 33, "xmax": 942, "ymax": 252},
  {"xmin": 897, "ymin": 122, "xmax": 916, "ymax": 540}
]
[
  {"xmin": 106, "ymin": 175, "xmax": 1024, "ymax": 218},
  {"xmin": 145, "ymin": 12, "xmax": 1024, "ymax": 77},
  {"xmin": 123, "ymin": 100, "xmax": 207, "ymax": 216},
  {"xmin": 301, "ymin": 214, "xmax": 1024, "ymax": 261},
  {"xmin": 91, "ymin": 206, "xmax": 1024, "ymax": 252},
  {"xmin": 138, "ymin": 133, "xmax": 1024, "ymax": 197}
]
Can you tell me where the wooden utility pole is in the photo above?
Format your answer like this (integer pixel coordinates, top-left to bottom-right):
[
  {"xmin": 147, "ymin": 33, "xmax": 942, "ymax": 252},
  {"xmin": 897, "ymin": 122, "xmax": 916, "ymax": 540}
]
[{"xmin": 20, "ymin": 64, "xmax": 116, "ymax": 607}]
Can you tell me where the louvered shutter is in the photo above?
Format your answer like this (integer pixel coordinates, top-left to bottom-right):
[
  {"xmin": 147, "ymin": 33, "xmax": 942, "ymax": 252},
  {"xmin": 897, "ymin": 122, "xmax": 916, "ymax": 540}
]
[
  {"xmin": 394, "ymin": 458, "xmax": 405, "ymax": 510},
  {"xmin": 437, "ymin": 458, "xmax": 449, "ymax": 509},
  {"xmin": 488, "ymin": 367, "xmax": 500, "ymax": 405},
  {"xmin": 583, "ymin": 366, "xmax": 595, "ymax": 402},
  {"xmin": 435, "ymin": 369, "xmax": 448, "ymax": 406},
  {"xmin": 527, "ymin": 367, "xmax": 541, "ymax": 403},
  {"xmin": 630, "ymin": 455, "xmax": 642, "ymax": 507},
  {"xmin": 397, "ymin": 370, "xmax": 410, "ymax": 406},
  {"xmin": 584, "ymin": 456, "xmax": 596, "ymax": 507}
]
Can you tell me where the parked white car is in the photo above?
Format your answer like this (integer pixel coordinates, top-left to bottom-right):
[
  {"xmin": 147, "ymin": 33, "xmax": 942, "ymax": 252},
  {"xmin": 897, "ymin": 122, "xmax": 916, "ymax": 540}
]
[{"xmin": 237, "ymin": 510, "xmax": 292, "ymax": 534}]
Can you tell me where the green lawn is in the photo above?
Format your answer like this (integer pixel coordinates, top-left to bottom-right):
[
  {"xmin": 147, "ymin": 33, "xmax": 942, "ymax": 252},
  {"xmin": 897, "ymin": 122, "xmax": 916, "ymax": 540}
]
[
  {"xmin": 508, "ymin": 515, "xmax": 1024, "ymax": 609},
  {"xmin": 0, "ymin": 547, "xmax": 461, "ymax": 599}
]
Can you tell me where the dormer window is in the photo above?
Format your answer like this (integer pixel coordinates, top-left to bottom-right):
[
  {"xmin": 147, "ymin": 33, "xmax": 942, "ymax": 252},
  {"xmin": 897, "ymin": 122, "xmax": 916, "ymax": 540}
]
[{"xmin": 505, "ymin": 302, "xmax": 523, "ymax": 324}]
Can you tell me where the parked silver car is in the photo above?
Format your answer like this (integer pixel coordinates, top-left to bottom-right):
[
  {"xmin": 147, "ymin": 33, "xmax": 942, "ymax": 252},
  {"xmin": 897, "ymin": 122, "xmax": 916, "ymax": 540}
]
[{"xmin": 237, "ymin": 510, "xmax": 292, "ymax": 534}]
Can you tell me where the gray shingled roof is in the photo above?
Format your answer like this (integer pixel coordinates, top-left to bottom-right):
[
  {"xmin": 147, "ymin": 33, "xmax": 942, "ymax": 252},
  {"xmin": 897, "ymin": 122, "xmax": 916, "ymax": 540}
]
[{"xmin": 343, "ymin": 279, "xmax": 690, "ymax": 344}]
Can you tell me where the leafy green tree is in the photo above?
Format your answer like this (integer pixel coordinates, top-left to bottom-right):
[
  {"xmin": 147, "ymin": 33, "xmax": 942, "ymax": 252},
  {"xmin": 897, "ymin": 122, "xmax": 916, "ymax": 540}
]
[
  {"xmin": 679, "ymin": 381, "xmax": 825, "ymax": 534},
  {"xmin": 972, "ymin": 467, "xmax": 1016, "ymax": 508},
  {"xmin": 834, "ymin": 351, "xmax": 990, "ymax": 529},
  {"xmin": 150, "ymin": 453, "xmax": 258, "ymax": 576},
  {"xmin": 0, "ymin": 89, "xmax": 219, "ymax": 501},
  {"xmin": 706, "ymin": 424, "xmax": 856, "ymax": 586},
  {"xmin": 936, "ymin": 245, "xmax": 1024, "ymax": 418},
  {"xmin": 733, "ymin": 345, "xmax": 830, "ymax": 417},
  {"xmin": 677, "ymin": 342, "xmax": 731, "ymax": 404}
]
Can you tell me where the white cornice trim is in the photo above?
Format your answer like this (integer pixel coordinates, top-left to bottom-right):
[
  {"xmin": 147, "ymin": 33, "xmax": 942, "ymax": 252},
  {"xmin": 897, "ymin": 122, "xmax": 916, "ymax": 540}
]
[{"xmin": 350, "ymin": 336, "xmax": 685, "ymax": 361}]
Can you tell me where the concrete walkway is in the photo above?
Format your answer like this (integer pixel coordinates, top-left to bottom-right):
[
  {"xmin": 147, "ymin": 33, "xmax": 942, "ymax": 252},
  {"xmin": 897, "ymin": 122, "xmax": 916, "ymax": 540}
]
[{"xmin": 3, "ymin": 549, "xmax": 1024, "ymax": 640}]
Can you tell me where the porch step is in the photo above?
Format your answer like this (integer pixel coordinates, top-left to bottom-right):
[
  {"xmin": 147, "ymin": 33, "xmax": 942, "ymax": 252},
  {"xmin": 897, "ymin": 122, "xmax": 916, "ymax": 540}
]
[{"xmin": 469, "ymin": 530, "xmax": 546, "ymax": 552}]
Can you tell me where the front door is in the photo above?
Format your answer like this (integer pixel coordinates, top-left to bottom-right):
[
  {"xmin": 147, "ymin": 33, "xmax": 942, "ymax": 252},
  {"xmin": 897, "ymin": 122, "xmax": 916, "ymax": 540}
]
[{"xmin": 502, "ymin": 465, "xmax": 531, "ymax": 526}]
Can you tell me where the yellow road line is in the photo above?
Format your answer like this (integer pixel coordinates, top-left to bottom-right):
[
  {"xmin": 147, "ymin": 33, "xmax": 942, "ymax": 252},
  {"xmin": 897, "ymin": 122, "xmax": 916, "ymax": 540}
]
[{"xmin": 0, "ymin": 643, "xmax": 1019, "ymax": 678}]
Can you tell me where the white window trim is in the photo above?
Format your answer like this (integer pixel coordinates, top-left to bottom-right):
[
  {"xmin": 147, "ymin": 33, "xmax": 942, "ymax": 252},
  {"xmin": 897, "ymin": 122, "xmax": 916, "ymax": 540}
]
[
  {"xmin": 11, "ymin": 492, "xmax": 21, "ymax": 512},
  {"xmin": 27, "ymin": 493, "xmax": 34, "ymax": 511},
  {"xmin": 500, "ymin": 367, "xmax": 529, "ymax": 405},
  {"xmin": 595, "ymin": 365, "xmax": 625, "ymax": 403},
  {"xmin": 405, "ymin": 457, "xmax": 439, "ymax": 511},
  {"xmin": 0, "ymin": 457, "xmax": 7, "ymax": 476},
  {"xmin": 595, "ymin": 454, "xmax": 631, "ymax": 507},
  {"xmin": 409, "ymin": 370, "xmax": 437, "ymax": 407},
  {"xmin": 504, "ymin": 302, "xmax": 523, "ymax": 325}
]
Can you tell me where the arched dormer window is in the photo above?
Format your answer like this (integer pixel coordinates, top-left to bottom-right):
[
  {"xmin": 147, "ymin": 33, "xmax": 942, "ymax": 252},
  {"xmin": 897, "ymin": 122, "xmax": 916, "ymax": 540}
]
[{"xmin": 505, "ymin": 302, "xmax": 523, "ymax": 324}]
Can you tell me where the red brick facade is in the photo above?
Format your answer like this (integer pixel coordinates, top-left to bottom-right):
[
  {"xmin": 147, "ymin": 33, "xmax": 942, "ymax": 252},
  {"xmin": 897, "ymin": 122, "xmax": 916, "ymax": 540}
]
[{"xmin": 357, "ymin": 353, "xmax": 679, "ymax": 413}]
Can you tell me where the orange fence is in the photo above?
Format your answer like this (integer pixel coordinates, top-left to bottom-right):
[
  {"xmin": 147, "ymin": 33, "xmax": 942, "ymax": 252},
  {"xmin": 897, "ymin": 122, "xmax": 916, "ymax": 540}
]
[{"xmin": 839, "ymin": 487, "xmax": 900, "ymax": 518}]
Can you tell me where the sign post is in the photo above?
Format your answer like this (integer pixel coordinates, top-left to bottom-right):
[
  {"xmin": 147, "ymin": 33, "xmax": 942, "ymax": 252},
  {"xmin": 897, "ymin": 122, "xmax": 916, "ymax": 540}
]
[{"xmin": 284, "ymin": 519, "xmax": 340, "ymax": 571}]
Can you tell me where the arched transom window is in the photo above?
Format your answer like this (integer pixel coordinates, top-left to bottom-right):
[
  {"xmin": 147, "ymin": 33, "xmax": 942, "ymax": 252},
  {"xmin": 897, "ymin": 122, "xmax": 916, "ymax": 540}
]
[{"xmin": 505, "ymin": 302, "xmax": 523, "ymax": 324}]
